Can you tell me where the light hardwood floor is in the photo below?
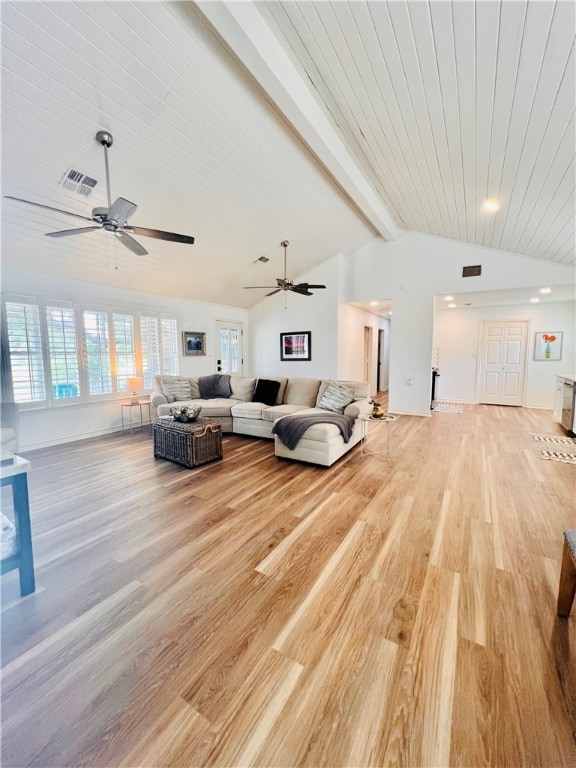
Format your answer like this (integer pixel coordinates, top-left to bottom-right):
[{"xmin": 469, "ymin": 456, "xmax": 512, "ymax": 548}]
[{"xmin": 1, "ymin": 399, "xmax": 575, "ymax": 767}]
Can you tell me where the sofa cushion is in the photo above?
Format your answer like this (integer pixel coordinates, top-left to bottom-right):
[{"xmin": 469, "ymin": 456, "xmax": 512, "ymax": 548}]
[
  {"xmin": 253, "ymin": 378, "xmax": 281, "ymax": 406},
  {"xmin": 195, "ymin": 398, "xmax": 239, "ymax": 417},
  {"xmin": 283, "ymin": 378, "xmax": 321, "ymax": 407},
  {"xmin": 161, "ymin": 377, "xmax": 192, "ymax": 403},
  {"xmin": 317, "ymin": 383, "xmax": 356, "ymax": 414},
  {"xmin": 316, "ymin": 379, "xmax": 369, "ymax": 404},
  {"xmin": 198, "ymin": 374, "xmax": 231, "ymax": 399},
  {"xmin": 230, "ymin": 376, "xmax": 257, "ymax": 402},
  {"xmin": 262, "ymin": 403, "xmax": 309, "ymax": 422},
  {"xmin": 272, "ymin": 407, "xmax": 358, "ymax": 443},
  {"xmin": 158, "ymin": 398, "xmax": 238, "ymax": 418},
  {"xmin": 231, "ymin": 401, "xmax": 267, "ymax": 419}
]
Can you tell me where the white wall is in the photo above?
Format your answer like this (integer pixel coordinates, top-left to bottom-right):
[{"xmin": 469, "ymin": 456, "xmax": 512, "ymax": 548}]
[
  {"xmin": 433, "ymin": 301, "xmax": 575, "ymax": 408},
  {"xmin": 2, "ymin": 268, "xmax": 248, "ymax": 449},
  {"xmin": 248, "ymin": 254, "xmax": 342, "ymax": 378},
  {"xmin": 349, "ymin": 232, "xmax": 575, "ymax": 415},
  {"xmin": 337, "ymin": 304, "xmax": 388, "ymax": 393}
]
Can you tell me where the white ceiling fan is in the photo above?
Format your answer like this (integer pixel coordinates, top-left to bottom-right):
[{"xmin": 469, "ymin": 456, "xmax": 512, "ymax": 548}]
[
  {"xmin": 4, "ymin": 130, "xmax": 195, "ymax": 256},
  {"xmin": 244, "ymin": 240, "xmax": 326, "ymax": 296}
]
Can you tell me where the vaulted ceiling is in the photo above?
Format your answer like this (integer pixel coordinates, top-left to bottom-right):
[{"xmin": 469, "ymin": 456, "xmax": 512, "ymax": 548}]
[{"xmin": 1, "ymin": 1, "xmax": 574, "ymax": 309}]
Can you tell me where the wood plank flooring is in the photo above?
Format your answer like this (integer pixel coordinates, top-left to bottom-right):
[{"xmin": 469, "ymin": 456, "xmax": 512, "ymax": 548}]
[{"xmin": 1, "ymin": 401, "xmax": 575, "ymax": 767}]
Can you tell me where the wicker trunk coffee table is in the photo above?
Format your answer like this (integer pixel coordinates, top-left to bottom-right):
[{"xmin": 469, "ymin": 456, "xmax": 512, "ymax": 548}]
[{"xmin": 153, "ymin": 416, "xmax": 223, "ymax": 468}]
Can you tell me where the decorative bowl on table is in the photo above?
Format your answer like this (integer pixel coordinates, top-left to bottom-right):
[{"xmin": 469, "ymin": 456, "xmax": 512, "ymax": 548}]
[{"xmin": 169, "ymin": 405, "xmax": 201, "ymax": 423}]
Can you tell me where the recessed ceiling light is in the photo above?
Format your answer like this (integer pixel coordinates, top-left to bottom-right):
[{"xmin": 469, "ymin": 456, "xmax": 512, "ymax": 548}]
[
  {"xmin": 444, "ymin": 295, "xmax": 454, "ymax": 301},
  {"xmin": 388, "ymin": 311, "xmax": 393, "ymax": 316},
  {"xmin": 448, "ymin": 303, "xmax": 456, "ymax": 308},
  {"xmin": 530, "ymin": 297, "xmax": 540, "ymax": 303},
  {"xmin": 539, "ymin": 287, "xmax": 551, "ymax": 294},
  {"xmin": 370, "ymin": 301, "xmax": 379, "ymax": 306},
  {"xmin": 483, "ymin": 200, "xmax": 499, "ymax": 211}
]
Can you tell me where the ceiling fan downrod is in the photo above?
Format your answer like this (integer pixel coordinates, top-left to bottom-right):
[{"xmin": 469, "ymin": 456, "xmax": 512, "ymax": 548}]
[{"xmin": 96, "ymin": 130, "xmax": 113, "ymax": 209}]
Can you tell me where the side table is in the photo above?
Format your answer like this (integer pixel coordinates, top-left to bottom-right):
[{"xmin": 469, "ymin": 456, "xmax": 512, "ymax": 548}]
[
  {"xmin": 153, "ymin": 416, "xmax": 223, "ymax": 468},
  {"xmin": 121, "ymin": 399, "xmax": 151, "ymax": 434},
  {"xmin": 1, "ymin": 452, "xmax": 35, "ymax": 596},
  {"xmin": 359, "ymin": 414, "xmax": 397, "ymax": 462}
]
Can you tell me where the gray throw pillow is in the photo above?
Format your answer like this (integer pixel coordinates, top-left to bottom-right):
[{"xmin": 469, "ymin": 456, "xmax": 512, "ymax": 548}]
[
  {"xmin": 198, "ymin": 374, "xmax": 232, "ymax": 399},
  {"xmin": 318, "ymin": 383, "xmax": 356, "ymax": 413}
]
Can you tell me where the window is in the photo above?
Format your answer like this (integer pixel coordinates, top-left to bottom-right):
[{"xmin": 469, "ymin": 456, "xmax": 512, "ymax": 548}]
[
  {"xmin": 5, "ymin": 302, "xmax": 46, "ymax": 403},
  {"xmin": 141, "ymin": 315, "xmax": 179, "ymax": 388},
  {"xmin": 46, "ymin": 305, "xmax": 80, "ymax": 400},
  {"xmin": 83, "ymin": 310, "xmax": 112, "ymax": 395},
  {"xmin": 112, "ymin": 313, "xmax": 136, "ymax": 392},
  {"xmin": 3, "ymin": 297, "xmax": 179, "ymax": 407}
]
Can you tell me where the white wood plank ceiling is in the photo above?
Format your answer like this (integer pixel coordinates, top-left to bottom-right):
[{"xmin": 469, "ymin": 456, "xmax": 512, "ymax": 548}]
[
  {"xmin": 1, "ymin": 1, "xmax": 574, "ymax": 310},
  {"xmin": 260, "ymin": 0, "xmax": 575, "ymax": 266}
]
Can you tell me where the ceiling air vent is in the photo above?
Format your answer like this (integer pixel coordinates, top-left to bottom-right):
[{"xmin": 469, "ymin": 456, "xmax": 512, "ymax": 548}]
[
  {"xmin": 462, "ymin": 265, "xmax": 481, "ymax": 277},
  {"xmin": 60, "ymin": 168, "xmax": 98, "ymax": 197}
]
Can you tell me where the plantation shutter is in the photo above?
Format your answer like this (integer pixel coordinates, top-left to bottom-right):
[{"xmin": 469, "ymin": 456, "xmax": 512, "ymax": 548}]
[
  {"xmin": 83, "ymin": 310, "xmax": 112, "ymax": 395},
  {"xmin": 5, "ymin": 301, "xmax": 46, "ymax": 403},
  {"xmin": 46, "ymin": 305, "xmax": 81, "ymax": 400}
]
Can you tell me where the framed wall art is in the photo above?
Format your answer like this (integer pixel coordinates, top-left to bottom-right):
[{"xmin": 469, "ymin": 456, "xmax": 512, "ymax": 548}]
[
  {"xmin": 280, "ymin": 331, "xmax": 311, "ymax": 361},
  {"xmin": 534, "ymin": 331, "xmax": 563, "ymax": 361},
  {"xmin": 182, "ymin": 331, "xmax": 206, "ymax": 356}
]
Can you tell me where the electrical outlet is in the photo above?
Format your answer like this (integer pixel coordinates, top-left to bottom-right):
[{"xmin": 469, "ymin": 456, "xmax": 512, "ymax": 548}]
[{"xmin": 406, "ymin": 376, "xmax": 415, "ymax": 385}]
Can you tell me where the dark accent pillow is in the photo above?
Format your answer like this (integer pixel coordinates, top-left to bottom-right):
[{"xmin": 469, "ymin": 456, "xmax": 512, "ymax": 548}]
[
  {"xmin": 252, "ymin": 378, "xmax": 281, "ymax": 406},
  {"xmin": 198, "ymin": 374, "xmax": 232, "ymax": 399}
]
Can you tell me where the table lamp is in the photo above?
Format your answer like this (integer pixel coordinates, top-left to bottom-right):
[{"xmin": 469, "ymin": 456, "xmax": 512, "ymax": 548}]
[{"xmin": 127, "ymin": 376, "xmax": 143, "ymax": 404}]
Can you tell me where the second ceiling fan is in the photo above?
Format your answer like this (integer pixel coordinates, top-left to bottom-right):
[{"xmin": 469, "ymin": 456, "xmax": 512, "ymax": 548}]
[{"xmin": 244, "ymin": 240, "xmax": 326, "ymax": 296}]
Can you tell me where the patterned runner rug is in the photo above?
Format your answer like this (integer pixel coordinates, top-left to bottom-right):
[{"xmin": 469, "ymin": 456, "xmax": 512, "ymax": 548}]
[
  {"xmin": 433, "ymin": 402, "xmax": 464, "ymax": 413},
  {"xmin": 529, "ymin": 433, "xmax": 576, "ymax": 464}
]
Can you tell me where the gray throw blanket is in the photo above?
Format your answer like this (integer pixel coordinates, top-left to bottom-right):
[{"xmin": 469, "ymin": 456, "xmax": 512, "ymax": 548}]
[{"xmin": 272, "ymin": 413, "xmax": 355, "ymax": 450}]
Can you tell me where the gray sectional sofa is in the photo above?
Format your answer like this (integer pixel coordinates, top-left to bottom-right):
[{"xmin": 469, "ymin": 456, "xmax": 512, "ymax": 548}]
[{"xmin": 150, "ymin": 374, "xmax": 372, "ymax": 466}]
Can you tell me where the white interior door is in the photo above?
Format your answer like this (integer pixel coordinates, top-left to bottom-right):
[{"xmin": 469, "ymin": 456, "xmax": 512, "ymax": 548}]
[
  {"xmin": 478, "ymin": 321, "xmax": 528, "ymax": 406},
  {"xmin": 216, "ymin": 321, "xmax": 243, "ymax": 375}
]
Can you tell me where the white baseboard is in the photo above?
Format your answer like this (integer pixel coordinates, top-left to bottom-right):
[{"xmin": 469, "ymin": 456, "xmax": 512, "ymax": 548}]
[{"xmin": 19, "ymin": 425, "xmax": 146, "ymax": 452}]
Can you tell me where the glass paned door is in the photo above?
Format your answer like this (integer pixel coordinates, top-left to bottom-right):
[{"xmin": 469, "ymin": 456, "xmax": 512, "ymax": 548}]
[{"xmin": 215, "ymin": 321, "xmax": 243, "ymax": 375}]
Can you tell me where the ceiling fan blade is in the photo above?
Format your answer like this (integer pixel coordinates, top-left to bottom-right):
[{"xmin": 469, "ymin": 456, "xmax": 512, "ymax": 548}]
[
  {"xmin": 4, "ymin": 196, "xmax": 94, "ymax": 222},
  {"xmin": 290, "ymin": 285, "xmax": 313, "ymax": 296},
  {"xmin": 115, "ymin": 230, "xmax": 148, "ymax": 256},
  {"xmin": 265, "ymin": 289, "xmax": 282, "ymax": 297},
  {"xmin": 45, "ymin": 226, "xmax": 102, "ymax": 238},
  {"xmin": 126, "ymin": 226, "xmax": 195, "ymax": 245},
  {"xmin": 107, "ymin": 197, "xmax": 137, "ymax": 225},
  {"xmin": 305, "ymin": 284, "xmax": 326, "ymax": 289}
]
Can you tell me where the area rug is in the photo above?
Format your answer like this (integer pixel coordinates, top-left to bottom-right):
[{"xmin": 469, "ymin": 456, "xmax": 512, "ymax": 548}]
[
  {"xmin": 539, "ymin": 450, "xmax": 576, "ymax": 464},
  {"xmin": 529, "ymin": 433, "xmax": 576, "ymax": 464},
  {"xmin": 433, "ymin": 402, "xmax": 464, "ymax": 413},
  {"xmin": 530, "ymin": 433, "xmax": 576, "ymax": 445}
]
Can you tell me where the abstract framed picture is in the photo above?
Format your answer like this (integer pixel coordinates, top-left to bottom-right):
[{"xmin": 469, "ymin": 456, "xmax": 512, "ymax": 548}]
[
  {"xmin": 534, "ymin": 331, "xmax": 563, "ymax": 361},
  {"xmin": 280, "ymin": 331, "xmax": 311, "ymax": 361},
  {"xmin": 182, "ymin": 331, "xmax": 206, "ymax": 356}
]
